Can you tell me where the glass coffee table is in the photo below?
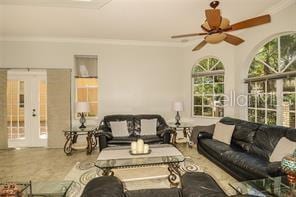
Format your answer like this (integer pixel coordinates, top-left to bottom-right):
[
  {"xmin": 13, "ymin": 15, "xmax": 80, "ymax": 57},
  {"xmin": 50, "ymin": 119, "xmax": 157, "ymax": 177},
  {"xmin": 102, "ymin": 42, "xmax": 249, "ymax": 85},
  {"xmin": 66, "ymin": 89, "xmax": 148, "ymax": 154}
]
[
  {"xmin": 229, "ymin": 176, "xmax": 296, "ymax": 196},
  {"xmin": 95, "ymin": 144, "xmax": 185, "ymax": 187}
]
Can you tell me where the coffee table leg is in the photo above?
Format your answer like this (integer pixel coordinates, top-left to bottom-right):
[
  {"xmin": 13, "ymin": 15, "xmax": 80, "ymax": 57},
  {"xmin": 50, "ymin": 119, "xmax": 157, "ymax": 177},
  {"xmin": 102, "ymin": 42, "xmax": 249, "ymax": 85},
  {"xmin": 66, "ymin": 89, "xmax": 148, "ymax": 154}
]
[
  {"xmin": 168, "ymin": 163, "xmax": 181, "ymax": 187},
  {"xmin": 102, "ymin": 168, "xmax": 114, "ymax": 176}
]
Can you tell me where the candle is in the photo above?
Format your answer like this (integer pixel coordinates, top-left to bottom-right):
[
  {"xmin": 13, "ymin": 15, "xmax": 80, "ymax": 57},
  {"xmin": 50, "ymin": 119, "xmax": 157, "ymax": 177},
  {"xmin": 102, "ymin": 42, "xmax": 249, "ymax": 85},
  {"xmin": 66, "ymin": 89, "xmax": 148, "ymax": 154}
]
[
  {"xmin": 131, "ymin": 141, "xmax": 137, "ymax": 152},
  {"xmin": 137, "ymin": 139, "xmax": 144, "ymax": 153},
  {"xmin": 144, "ymin": 144, "xmax": 149, "ymax": 153}
]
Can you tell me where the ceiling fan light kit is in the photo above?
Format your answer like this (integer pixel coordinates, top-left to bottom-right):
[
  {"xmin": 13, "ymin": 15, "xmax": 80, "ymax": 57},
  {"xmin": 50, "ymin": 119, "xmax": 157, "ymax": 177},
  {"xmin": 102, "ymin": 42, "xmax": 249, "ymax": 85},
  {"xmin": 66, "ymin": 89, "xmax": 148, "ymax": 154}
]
[{"xmin": 171, "ymin": 1, "xmax": 271, "ymax": 51}]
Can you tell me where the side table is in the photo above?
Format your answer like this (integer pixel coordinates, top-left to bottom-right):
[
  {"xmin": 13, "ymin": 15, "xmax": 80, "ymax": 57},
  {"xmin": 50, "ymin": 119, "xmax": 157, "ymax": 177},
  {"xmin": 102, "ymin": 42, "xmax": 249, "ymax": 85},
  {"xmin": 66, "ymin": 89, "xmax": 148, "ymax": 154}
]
[
  {"xmin": 168, "ymin": 122, "xmax": 197, "ymax": 147},
  {"xmin": 63, "ymin": 126, "xmax": 97, "ymax": 155}
]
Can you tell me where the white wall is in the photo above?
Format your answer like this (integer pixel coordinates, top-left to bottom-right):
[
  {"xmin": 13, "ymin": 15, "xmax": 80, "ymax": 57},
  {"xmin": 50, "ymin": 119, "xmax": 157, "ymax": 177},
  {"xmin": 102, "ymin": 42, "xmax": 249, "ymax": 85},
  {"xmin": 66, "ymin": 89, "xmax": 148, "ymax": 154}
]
[
  {"xmin": 0, "ymin": 41, "xmax": 184, "ymax": 124},
  {"xmin": 233, "ymin": 3, "xmax": 296, "ymax": 120},
  {"xmin": 1, "ymin": 3, "xmax": 295, "ymax": 126}
]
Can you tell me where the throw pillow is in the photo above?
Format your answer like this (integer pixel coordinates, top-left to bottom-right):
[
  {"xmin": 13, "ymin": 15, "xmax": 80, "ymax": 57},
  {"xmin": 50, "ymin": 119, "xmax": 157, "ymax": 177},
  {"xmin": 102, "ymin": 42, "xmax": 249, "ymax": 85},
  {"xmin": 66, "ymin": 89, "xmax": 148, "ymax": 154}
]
[
  {"xmin": 141, "ymin": 119, "xmax": 157, "ymax": 136},
  {"xmin": 110, "ymin": 121, "xmax": 129, "ymax": 137},
  {"xmin": 270, "ymin": 137, "xmax": 296, "ymax": 162},
  {"xmin": 213, "ymin": 122, "xmax": 235, "ymax": 145}
]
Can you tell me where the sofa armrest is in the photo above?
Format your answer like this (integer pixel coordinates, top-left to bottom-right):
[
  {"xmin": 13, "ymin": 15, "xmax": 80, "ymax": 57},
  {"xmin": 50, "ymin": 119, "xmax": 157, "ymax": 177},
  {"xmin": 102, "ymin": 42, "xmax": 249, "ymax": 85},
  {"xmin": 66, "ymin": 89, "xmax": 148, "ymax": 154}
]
[
  {"xmin": 157, "ymin": 128, "xmax": 173, "ymax": 137},
  {"xmin": 198, "ymin": 131, "xmax": 213, "ymax": 139},
  {"xmin": 97, "ymin": 131, "xmax": 113, "ymax": 140},
  {"xmin": 267, "ymin": 162, "xmax": 284, "ymax": 177},
  {"xmin": 81, "ymin": 176, "xmax": 125, "ymax": 197}
]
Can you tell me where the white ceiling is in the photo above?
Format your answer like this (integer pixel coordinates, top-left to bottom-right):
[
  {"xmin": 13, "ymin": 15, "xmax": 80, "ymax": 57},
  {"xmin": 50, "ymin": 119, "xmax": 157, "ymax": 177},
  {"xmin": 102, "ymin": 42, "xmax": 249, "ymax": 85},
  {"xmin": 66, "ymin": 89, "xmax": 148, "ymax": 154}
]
[{"xmin": 0, "ymin": 0, "xmax": 290, "ymax": 42}]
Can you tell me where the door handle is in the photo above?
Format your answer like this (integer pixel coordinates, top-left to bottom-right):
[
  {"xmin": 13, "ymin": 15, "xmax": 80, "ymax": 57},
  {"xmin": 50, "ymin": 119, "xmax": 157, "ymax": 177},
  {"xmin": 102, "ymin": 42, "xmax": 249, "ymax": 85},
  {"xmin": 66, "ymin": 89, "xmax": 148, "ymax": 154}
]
[{"xmin": 32, "ymin": 109, "xmax": 36, "ymax": 117}]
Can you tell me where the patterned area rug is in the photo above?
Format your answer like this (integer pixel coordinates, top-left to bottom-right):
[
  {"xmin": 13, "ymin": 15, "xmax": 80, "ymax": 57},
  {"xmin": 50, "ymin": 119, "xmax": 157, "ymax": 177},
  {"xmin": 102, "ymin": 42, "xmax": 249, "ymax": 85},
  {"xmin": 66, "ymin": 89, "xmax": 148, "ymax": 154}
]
[{"xmin": 64, "ymin": 157, "xmax": 202, "ymax": 195}]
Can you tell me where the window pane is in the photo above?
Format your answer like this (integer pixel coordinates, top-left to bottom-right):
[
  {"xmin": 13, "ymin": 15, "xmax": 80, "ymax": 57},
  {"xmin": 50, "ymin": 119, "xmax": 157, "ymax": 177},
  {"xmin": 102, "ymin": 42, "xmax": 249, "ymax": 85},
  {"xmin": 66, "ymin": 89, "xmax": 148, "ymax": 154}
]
[
  {"xmin": 214, "ymin": 84, "xmax": 224, "ymax": 94},
  {"xmin": 194, "ymin": 106, "xmax": 202, "ymax": 116},
  {"xmin": 248, "ymin": 109, "xmax": 256, "ymax": 122},
  {"xmin": 212, "ymin": 62, "xmax": 224, "ymax": 70},
  {"xmin": 267, "ymin": 94, "xmax": 276, "ymax": 109},
  {"xmin": 192, "ymin": 65, "xmax": 204, "ymax": 74},
  {"xmin": 257, "ymin": 94, "xmax": 265, "ymax": 108},
  {"xmin": 214, "ymin": 96, "xmax": 224, "ymax": 105},
  {"xmin": 77, "ymin": 88, "xmax": 87, "ymax": 102},
  {"xmin": 208, "ymin": 58, "xmax": 219, "ymax": 70},
  {"xmin": 256, "ymin": 38, "xmax": 278, "ymax": 72},
  {"xmin": 199, "ymin": 59, "xmax": 208, "ymax": 70},
  {"xmin": 214, "ymin": 75, "xmax": 224, "ymax": 83},
  {"xmin": 204, "ymin": 84, "xmax": 213, "ymax": 94},
  {"xmin": 290, "ymin": 112, "xmax": 295, "ymax": 128},
  {"xmin": 280, "ymin": 34, "xmax": 296, "ymax": 70},
  {"xmin": 193, "ymin": 77, "xmax": 202, "ymax": 84},
  {"xmin": 203, "ymin": 107, "xmax": 213, "ymax": 117},
  {"xmin": 88, "ymin": 103, "xmax": 97, "ymax": 117},
  {"xmin": 88, "ymin": 88, "xmax": 97, "ymax": 102},
  {"xmin": 283, "ymin": 78, "xmax": 296, "ymax": 92},
  {"xmin": 283, "ymin": 93, "xmax": 295, "ymax": 110},
  {"xmin": 194, "ymin": 85, "xmax": 204, "ymax": 95},
  {"xmin": 194, "ymin": 96, "xmax": 202, "ymax": 105},
  {"xmin": 248, "ymin": 95, "xmax": 256, "ymax": 108},
  {"xmin": 214, "ymin": 107, "xmax": 224, "ymax": 117},
  {"xmin": 257, "ymin": 110, "xmax": 265, "ymax": 124},
  {"xmin": 267, "ymin": 80, "xmax": 276, "ymax": 93},
  {"xmin": 203, "ymin": 96, "xmax": 213, "ymax": 106},
  {"xmin": 204, "ymin": 76, "xmax": 213, "ymax": 83},
  {"xmin": 267, "ymin": 111, "xmax": 277, "ymax": 125}
]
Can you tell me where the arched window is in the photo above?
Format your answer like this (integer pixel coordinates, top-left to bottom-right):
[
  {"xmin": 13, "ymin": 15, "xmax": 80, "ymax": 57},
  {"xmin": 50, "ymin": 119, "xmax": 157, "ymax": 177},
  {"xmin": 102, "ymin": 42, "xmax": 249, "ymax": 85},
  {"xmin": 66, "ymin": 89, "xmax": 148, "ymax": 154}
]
[
  {"xmin": 192, "ymin": 57, "xmax": 224, "ymax": 117},
  {"xmin": 247, "ymin": 33, "xmax": 296, "ymax": 127}
]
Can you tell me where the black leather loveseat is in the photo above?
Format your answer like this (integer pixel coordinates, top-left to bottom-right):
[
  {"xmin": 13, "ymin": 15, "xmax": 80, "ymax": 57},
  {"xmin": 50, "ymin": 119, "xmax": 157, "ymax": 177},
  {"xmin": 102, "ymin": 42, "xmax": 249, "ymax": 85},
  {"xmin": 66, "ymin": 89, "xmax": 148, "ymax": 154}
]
[
  {"xmin": 198, "ymin": 117, "xmax": 296, "ymax": 181},
  {"xmin": 81, "ymin": 172, "xmax": 229, "ymax": 197},
  {"xmin": 97, "ymin": 114, "xmax": 172, "ymax": 151}
]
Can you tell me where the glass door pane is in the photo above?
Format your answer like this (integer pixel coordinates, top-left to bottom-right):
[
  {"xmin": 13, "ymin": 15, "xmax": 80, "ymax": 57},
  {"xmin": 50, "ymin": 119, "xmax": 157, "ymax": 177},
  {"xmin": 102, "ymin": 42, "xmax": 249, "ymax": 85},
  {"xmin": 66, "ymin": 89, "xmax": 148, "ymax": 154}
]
[
  {"xmin": 39, "ymin": 80, "xmax": 47, "ymax": 139},
  {"xmin": 7, "ymin": 80, "xmax": 25, "ymax": 140}
]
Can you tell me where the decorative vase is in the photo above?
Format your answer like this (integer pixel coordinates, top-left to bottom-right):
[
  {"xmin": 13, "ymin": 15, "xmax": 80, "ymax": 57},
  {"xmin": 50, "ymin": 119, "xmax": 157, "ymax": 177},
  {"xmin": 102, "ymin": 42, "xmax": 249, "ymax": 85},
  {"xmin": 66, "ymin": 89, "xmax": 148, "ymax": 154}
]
[{"xmin": 281, "ymin": 149, "xmax": 296, "ymax": 184}]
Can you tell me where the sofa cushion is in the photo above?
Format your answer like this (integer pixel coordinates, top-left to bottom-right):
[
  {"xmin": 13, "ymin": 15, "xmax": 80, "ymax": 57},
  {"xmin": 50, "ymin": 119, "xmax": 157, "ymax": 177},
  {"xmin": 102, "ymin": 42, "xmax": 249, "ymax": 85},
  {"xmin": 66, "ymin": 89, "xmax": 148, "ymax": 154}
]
[
  {"xmin": 104, "ymin": 115, "xmax": 135, "ymax": 136},
  {"xmin": 141, "ymin": 119, "xmax": 157, "ymax": 135},
  {"xmin": 249, "ymin": 125, "xmax": 286, "ymax": 161},
  {"xmin": 213, "ymin": 122, "xmax": 235, "ymax": 145},
  {"xmin": 270, "ymin": 137, "xmax": 296, "ymax": 162},
  {"xmin": 125, "ymin": 188, "xmax": 181, "ymax": 197},
  {"xmin": 222, "ymin": 150, "xmax": 269, "ymax": 178},
  {"xmin": 110, "ymin": 121, "xmax": 129, "ymax": 137},
  {"xmin": 199, "ymin": 138, "xmax": 235, "ymax": 160}
]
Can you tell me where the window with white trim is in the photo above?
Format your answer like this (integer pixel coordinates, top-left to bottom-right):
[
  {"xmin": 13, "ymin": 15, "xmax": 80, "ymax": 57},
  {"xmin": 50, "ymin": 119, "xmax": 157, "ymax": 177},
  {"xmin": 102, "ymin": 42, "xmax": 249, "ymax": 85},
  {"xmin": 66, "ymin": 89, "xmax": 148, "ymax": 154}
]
[
  {"xmin": 192, "ymin": 57, "xmax": 224, "ymax": 117},
  {"xmin": 247, "ymin": 33, "xmax": 296, "ymax": 127}
]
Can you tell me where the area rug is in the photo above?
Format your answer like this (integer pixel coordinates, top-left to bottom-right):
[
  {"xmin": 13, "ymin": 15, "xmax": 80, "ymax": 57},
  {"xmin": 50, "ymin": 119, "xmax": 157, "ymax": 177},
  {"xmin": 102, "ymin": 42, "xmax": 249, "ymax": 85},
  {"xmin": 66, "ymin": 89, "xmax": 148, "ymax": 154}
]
[{"xmin": 64, "ymin": 157, "xmax": 202, "ymax": 195}]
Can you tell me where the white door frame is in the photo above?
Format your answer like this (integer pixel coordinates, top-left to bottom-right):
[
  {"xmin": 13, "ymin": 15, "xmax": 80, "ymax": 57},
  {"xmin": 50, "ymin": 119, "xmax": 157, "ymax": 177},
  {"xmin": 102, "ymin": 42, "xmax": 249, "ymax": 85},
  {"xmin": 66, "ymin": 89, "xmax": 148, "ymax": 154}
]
[{"xmin": 7, "ymin": 69, "xmax": 47, "ymax": 147}]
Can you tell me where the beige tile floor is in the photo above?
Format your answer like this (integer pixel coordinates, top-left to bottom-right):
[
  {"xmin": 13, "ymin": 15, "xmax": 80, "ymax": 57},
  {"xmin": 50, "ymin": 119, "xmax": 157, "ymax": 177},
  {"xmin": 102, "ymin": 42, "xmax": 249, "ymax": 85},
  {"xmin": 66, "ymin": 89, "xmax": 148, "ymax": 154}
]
[{"xmin": 0, "ymin": 144, "xmax": 237, "ymax": 195}]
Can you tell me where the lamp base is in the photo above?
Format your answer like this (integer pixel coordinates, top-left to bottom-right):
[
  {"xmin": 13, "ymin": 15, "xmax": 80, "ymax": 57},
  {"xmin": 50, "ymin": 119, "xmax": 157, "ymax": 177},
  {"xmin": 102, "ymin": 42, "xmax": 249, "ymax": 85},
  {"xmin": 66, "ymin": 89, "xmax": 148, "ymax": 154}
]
[
  {"xmin": 175, "ymin": 111, "xmax": 181, "ymax": 126},
  {"xmin": 79, "ymin": 123, "xmax": 86, "ymax": 129}
]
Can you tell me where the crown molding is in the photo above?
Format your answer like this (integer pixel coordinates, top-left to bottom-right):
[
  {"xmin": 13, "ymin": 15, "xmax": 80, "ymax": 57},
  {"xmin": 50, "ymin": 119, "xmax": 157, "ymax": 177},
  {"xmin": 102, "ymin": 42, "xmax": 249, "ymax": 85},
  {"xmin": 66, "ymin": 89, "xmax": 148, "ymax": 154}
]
[
  {"xmin": 0, "ymin": 36, "xmax": 184, "ymax": 47},
  {"xmin": 263, "ymin": 0, "xmax": 296, "ymax": 15}
]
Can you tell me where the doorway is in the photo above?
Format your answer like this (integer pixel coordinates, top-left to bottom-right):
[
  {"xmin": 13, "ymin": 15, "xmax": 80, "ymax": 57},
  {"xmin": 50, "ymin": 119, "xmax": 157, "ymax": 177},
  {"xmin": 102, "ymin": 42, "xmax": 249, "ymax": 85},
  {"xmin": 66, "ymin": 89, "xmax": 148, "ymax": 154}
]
[{"xmin": 7, "ymin": 69, "xmax": 47, "ymax": 147}]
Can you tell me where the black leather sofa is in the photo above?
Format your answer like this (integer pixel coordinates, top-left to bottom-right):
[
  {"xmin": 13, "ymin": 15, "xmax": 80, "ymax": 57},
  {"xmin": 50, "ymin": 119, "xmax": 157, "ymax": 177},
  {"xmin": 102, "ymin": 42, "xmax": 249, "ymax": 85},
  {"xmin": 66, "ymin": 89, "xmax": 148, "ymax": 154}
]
[
  {"xmin": 97, "ymin": 114, "xmax": 172, "ymax": 151},
  {"xmin": 81, "ymin": 172, "xmax": 229, "ymax": 197},
  {"xmin": 197, "ymin": 117, "xmax": 296, "ymax": 181}
]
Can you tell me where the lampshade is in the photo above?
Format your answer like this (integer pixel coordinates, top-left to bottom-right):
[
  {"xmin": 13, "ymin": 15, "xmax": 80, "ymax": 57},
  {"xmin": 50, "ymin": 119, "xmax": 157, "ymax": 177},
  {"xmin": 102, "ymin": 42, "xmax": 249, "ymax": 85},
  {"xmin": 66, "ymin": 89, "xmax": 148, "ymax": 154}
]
[
  {"xmin": 76, "ymin": 102, "xmax": 90, "ymax": 113},
  {"xmin": 173, "ymin": 102, "xmax": 183, "ymax": 112}
]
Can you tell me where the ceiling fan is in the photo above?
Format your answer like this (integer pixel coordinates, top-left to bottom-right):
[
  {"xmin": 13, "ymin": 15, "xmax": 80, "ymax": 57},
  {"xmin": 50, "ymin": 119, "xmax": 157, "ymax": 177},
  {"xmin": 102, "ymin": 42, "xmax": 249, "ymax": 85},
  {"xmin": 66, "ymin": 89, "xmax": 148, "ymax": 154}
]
[{"xmin": 171, "ymin": 1, "xmax": 271, "ymax": 51}]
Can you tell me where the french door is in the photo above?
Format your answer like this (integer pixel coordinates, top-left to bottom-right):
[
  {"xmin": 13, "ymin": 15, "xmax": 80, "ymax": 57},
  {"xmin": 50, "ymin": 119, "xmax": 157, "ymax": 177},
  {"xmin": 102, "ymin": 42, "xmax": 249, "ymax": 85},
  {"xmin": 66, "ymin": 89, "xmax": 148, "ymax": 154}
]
[{"xmin": 7, "ymin": 70, "xmax": 48, "ymax": 147}]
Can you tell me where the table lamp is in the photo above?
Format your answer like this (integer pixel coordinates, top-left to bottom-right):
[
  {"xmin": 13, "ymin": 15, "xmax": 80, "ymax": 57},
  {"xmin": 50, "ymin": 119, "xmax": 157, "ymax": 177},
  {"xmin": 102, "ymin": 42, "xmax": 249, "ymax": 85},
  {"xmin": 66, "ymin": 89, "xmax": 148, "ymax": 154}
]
[
  {"xmin": 281, "ymin": 149, "xmax": 296, "ymax": 184},
  {"xmin": 173, "ymin": 101, "xmax": 183, "ymax": 126},
  {"xmin": 76, "ymin": 102, "xmax": 90, "ymax": 129}
]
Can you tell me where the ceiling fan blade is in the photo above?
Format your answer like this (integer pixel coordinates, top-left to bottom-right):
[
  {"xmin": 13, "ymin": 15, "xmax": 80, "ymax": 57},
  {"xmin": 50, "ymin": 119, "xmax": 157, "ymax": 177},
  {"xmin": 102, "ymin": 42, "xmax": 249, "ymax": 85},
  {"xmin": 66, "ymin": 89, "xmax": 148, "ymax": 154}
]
[
  {"xmin": 171, "ymin": 33, "xmax": 208, "ymax": 39},
  {"xmin": 192, "ymin": 40, "xmax": 207, "ymax": 51},
  {"xmin": 205, "ymin": 9, "xmax": 221, "ymax": 29},
  {"xmin": 229, "ymin": 15, "xmax": 271, "ymax": 31},
  {"xmin": 224, "ymin": 33, "xmax": 244, "ymax": 45}
]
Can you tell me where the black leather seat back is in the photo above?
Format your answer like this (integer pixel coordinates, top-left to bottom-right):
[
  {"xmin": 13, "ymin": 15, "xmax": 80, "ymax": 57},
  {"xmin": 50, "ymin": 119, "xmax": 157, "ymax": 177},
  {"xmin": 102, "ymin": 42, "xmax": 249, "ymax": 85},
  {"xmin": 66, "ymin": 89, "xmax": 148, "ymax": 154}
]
[
  {"xmin": 219, "ymin": 117, "xmax": 260, "ymax": 151},
  {"xmin": 249, "ymin": 125, "xmax": 296, "ymax": 161}
]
